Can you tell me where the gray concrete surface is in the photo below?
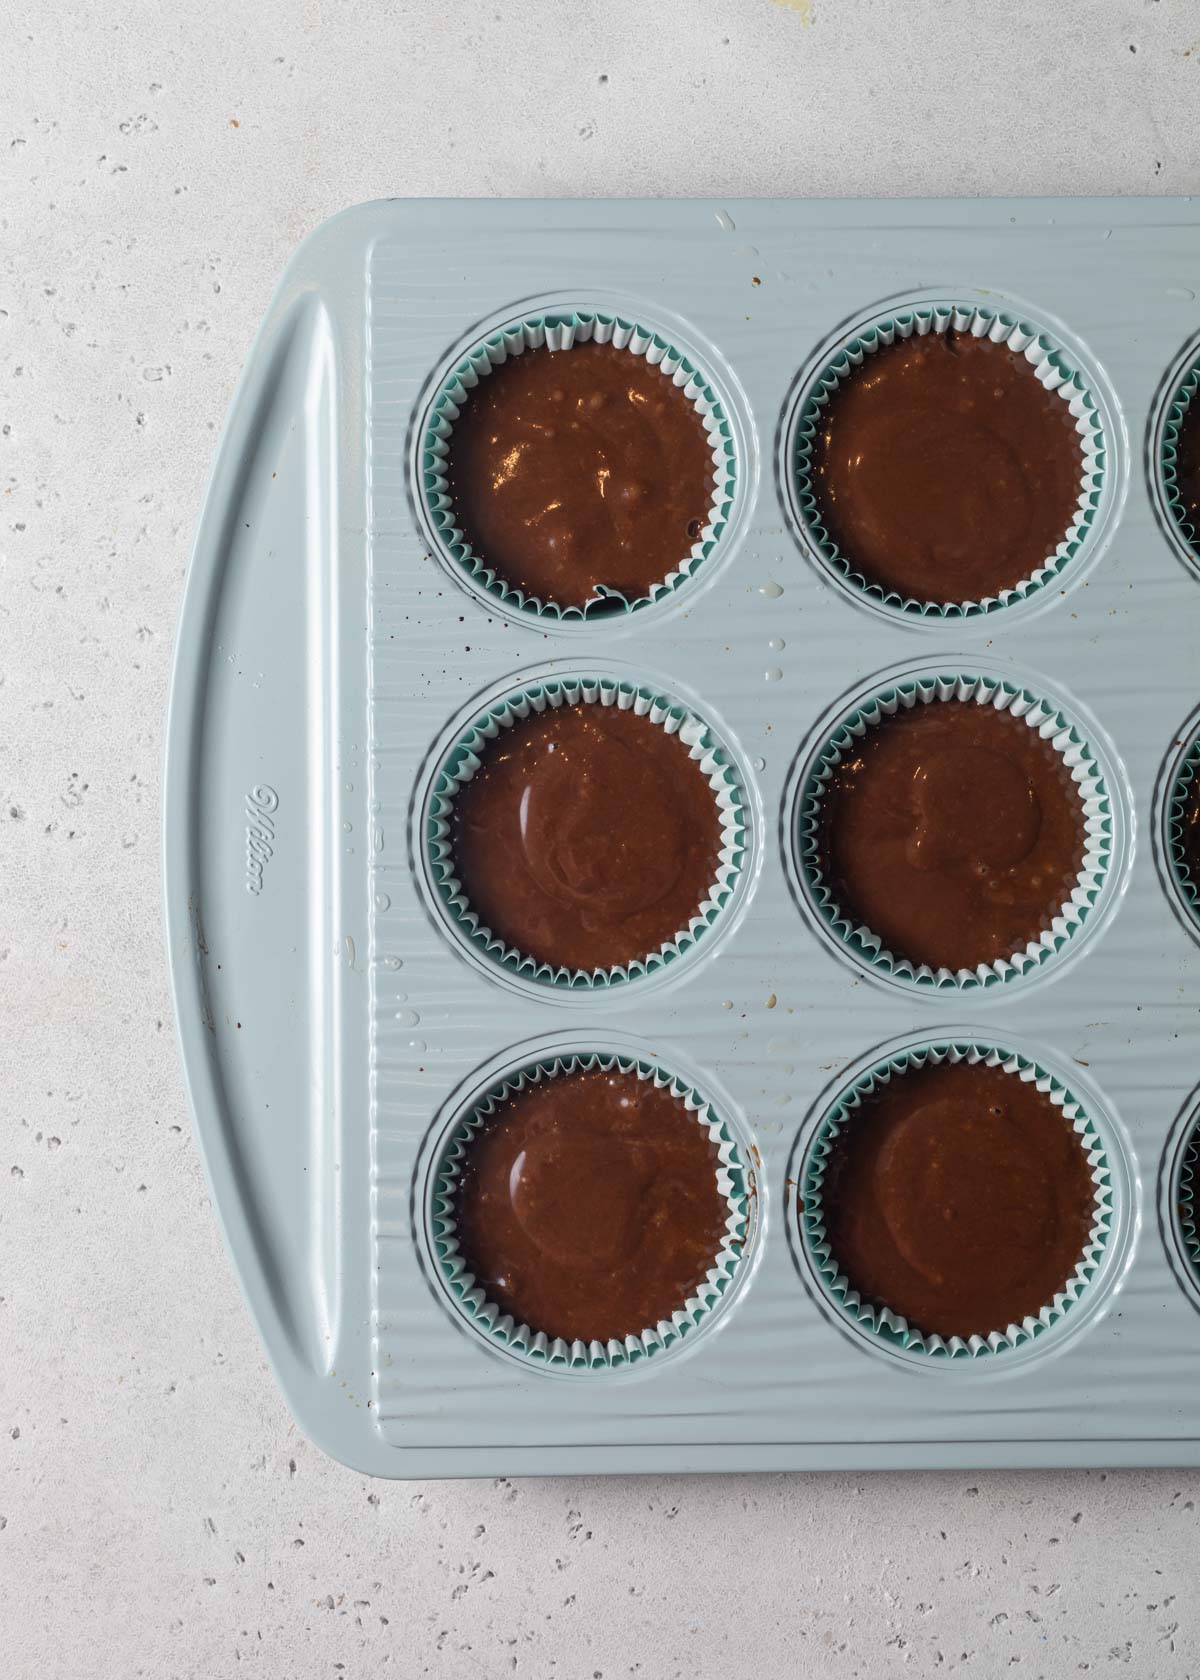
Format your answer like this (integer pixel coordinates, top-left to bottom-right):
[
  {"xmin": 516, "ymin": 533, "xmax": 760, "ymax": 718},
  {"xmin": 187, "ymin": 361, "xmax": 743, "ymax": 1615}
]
[{"xmin": 5, "ymin": 1, "xmax": 1200, "ymax": 1674}]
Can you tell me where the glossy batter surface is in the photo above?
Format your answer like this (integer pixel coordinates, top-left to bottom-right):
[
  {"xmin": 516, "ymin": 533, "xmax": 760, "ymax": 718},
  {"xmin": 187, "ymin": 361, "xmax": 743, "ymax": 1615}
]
[
  {"xmin": 819, "ymin": 1060, "xmax": 1097, "ymax": 1341},
  {"xmin": 810, "ymin": 330, "xmax": 1083, "ymax": 602},
  {"xmin": 450, "ymin": 702, "xmax": 724, "ymax": 972},
  {"xmin": 453, "ymin": 1069, "xmax": 729, "ymax": 1344},
  {"xmin": 816, "ymin": 700, "xmax": 1086, "ymax": 972}
]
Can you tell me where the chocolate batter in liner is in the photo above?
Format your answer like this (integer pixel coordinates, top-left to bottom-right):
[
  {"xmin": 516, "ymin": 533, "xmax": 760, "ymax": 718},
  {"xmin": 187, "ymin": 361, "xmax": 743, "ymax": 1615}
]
[
  {"xmin": 421, "ymin": 311, "xmax": 737, "ymax": 618},
  {"xmin": 432, "ymin": 1054, "xmax": 750, "ymax": 1368},
  {"xmin": 426, "ymin": 678, "xmax": 747, "ymax": 987},
  {"xmin": 798, "ymin": 674, "xmax": 1113, "ymax": 989},
  {"xmin": 1166, "ymin": 731, "xmax": 1200, "ymax": 930},
  {"xmin": 792, "ymin": 304, "xmax": 1105, "ymax": 617},
  {"xmin": 801, "ymin": 1043, "xmax": 1112, "ymax": 1356},
  {"xmin": 1161, "ymin": 357, "xmax": 1200, "ymax": 560}
]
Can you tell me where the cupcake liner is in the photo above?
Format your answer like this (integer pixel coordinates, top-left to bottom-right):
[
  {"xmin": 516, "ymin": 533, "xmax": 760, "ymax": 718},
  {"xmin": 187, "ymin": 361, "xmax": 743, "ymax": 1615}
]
[
  {"xmin": 791, "ymin": 302, "xmax": 1107, "ymax": 619},
  {"xmin": 797, "ymin": 672, "xmax": 1113, "ymax": 991},
  {"xmin": 427, "ymin": 676, "xmax": 748, "ymax": 988},
  {"xmin": 1165, "ymin": 731, "xmax": 1200, "ymax": 925},
  {"xmin": 1159, "ymin": 355, "xmax": 1200, "ymax": 559},
  {"xmin": 1178, "ymin": 1118, "xmax": 1200, "ymax": 1282},
  {"xmin": 801, "ymin": 1041, "xmax": 1113, "ymax": 1358},
  {"xmin": 431, "ymin": 1053, "xmax": 750, "ymax": 1369},
  {"xmin": 420, "ymin": 309, "xmax": 738, "ymax": 620}
]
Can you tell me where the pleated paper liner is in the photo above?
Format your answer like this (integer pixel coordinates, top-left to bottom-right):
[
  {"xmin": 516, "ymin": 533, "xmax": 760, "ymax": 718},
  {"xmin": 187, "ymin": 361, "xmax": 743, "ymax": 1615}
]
[
  {"xmin": 1177, "ymin": 1116, "xmax": 1200, "ymax": 1288},
  {"xmin": 790, "ymin": 302, "xmax": 1107, "ymax": 619},
  {"xmin": 420, "ymin": 309, "xmax": 737, "ymax": 621},
  {"xmin": 1165, "ymin": 730, "xmax": 1200, "ymax": 932},
  {"xmin": 426, "ymin": 675, "xmax": 748, "ymax": 990},
  {"xmin": 431, "ymin": 1053, "xmax": 750, "ymax": 1371},
  {"xmin": 800, "ymin": 1041, "xmax": 1113, "ymax": 1359},
  {"xmin": 1159, "ymin": 353, "xmax": 1200, "ymax": 563},
  {"xmin": 796, "ymin": 673, "xmax": 1113, "ymax": 991}
]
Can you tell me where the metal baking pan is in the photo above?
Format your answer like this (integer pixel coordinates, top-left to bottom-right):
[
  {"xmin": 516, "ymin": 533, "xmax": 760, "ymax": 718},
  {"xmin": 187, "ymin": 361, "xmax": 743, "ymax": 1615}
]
[{"xmin": 164, "ymin": 197, "xmax": 1200, "ymax": 1476}]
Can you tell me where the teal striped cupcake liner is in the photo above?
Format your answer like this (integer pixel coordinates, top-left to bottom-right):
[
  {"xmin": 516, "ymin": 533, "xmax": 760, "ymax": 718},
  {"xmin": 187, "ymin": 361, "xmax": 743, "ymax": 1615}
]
[
  {"xmin": 1160, "ymin": 355, "xmax": 1200, "ymax": 560},
  {"xmin": 426, "ymin": 676, "xmax": 748, "ymax": 989},
  {"xmin": 1165, "ymin": 732, "xmax": 1200, "ymax": 926},
  {"xmin": 801, "ymin": 1041, "xmax": 1113, "ymax": 1359},
  {"xmin": 431, "ymin": 1053, "xmax": 750, "ymax": 1370},
  {"xmin": 791, "ymin": 302, "xmax": 1107, "ymax": 619},
  {"xmin": 797, "ymin": 673, "xmax": 1113, "ymax": 991},
  {"xmin": 420, "ymin": 309, "xmax": 738, "ymax": 620}
]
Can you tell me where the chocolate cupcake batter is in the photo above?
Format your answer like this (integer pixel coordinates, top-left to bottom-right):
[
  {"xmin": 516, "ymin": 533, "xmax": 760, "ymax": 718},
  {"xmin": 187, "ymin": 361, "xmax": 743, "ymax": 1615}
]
[
  {"xmin": 450, "ymin": 701, "xmax": 725, "ymax": 973},
  {"xmin": 452, "ymin": 1068, "xmax": 730, "ymax": 1345},
  {"xmin": 819, "ymin": 1059, "xmax": 1097, "ymax": 1341},
  {"xmin": 810, "ymin": 330, "xmax": 1084, "ymax": 603},
  {"xmin": 446, "ymin": 339, "xmax": 715, "ymax": 609},
  {"xmin": 1174, "ymin": 393, "xmax": 1200, "ymax": 540},
  {"xmin": 816, "ymin": 699, "xmax": 1086, "ymax": 973}
]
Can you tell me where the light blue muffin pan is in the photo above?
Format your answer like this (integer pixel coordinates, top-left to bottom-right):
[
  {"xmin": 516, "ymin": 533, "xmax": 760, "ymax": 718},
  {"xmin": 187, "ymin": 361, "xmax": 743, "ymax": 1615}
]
[{"xmin": 164, "ymin": 198, "xmax": 1200, "ymax": 1477}]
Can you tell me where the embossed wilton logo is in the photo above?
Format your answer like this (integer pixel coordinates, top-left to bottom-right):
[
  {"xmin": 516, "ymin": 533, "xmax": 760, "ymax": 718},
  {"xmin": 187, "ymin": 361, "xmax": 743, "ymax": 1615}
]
[{"xmin": 245, "ymin": 784, "xmax": 278, "ymax": 895}]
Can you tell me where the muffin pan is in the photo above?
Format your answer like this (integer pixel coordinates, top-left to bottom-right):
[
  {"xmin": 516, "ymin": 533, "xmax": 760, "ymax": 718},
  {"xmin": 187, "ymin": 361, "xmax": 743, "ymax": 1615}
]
[{"xmin": 165, "ymin": 197, "xmax": 1200, "ymax": 1476}]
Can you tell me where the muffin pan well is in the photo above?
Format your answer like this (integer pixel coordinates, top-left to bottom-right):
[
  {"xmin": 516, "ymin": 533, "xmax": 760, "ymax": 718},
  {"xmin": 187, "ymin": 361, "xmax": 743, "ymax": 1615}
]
[
  {"xmin": 790, "ymin": 666, "xmax": 1126, "ymax": 992},
  {"xmin": 421, "ymin": 673, "xmax": 751, "ymax": 992},
  {"xmin": 786, "ymin": 298, "xmax": 1114, "ymax": 621},
  {"xmin": 797, "ymin": 1040, "xmax": 1118, "ymax": 1361},
  {"xmin": 166, "ymin": 198, "xmax": 1200, "ymax": 1477},
  {"xmin": 429, "ymin": 1049, "xmax": 754, "ymax": 1370},
  {"xmin": 419, "ymin": 308, "xmax": 743, "ymax": 622}
]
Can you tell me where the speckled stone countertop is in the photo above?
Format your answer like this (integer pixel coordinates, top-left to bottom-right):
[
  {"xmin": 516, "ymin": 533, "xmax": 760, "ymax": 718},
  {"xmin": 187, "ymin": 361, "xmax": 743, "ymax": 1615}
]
[{"xmin": 5, "ymin": 2, "xmax": 1200, "ymax": 1674}]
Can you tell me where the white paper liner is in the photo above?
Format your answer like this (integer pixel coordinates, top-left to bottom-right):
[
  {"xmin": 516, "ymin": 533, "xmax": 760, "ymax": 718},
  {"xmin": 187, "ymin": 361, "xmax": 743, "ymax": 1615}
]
[{"xmin": 1166, "ymin": 733, "xmax": 1200, "ymax": 925}]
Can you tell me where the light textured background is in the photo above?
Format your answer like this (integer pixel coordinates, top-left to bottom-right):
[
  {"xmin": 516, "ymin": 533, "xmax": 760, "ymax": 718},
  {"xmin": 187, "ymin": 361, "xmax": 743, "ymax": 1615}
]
[{"xmin": 5, "ymin": 2, "xmax": 1200, "ymax": 1675}]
